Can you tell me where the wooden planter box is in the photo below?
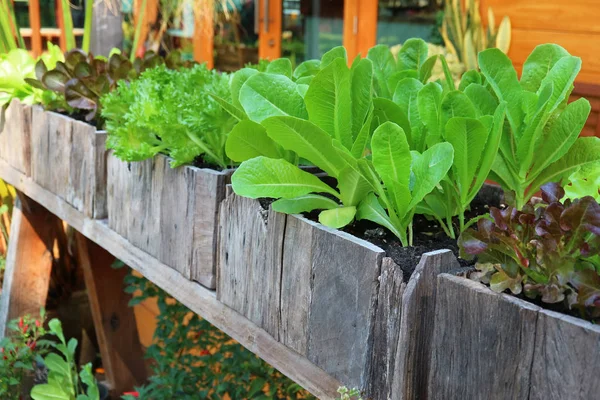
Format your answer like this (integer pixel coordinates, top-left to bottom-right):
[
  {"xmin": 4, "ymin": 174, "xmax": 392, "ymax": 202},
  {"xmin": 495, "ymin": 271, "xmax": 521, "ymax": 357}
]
[
  {"xmin": 29, "ymin": 108, "xmax": 108, "ymax": 219},
  {"xmin": 107, "ymin": 153, "xmax": 232, "ymax": 288},
  {"xmin": 217, "ymin": 191, "xmax": 460, "ymax": 395},
  {"xmin": 428, "ymin": 274, "xmax": 600, "ymax": 400},
  {"xmin": 0, "ymin": 99, "xmax": 32, "ymax": 176}
]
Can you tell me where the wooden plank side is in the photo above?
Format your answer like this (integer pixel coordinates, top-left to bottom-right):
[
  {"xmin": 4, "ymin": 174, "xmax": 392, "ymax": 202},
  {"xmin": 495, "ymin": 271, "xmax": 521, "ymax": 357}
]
[
  {"xmin": 0, "ymin": 99, "xmax": 32, "ymax": 176},
  {"xmin": 90, "ymin": 3, "xmax": 123, "ymax": 56},
  {"xmin": 190, "ymin": 167, "xmax": 229, "ymax": 287},
  {"xmin": 507, "ymin": 29, "xmax": 600, "ymax": 84},
  {"xmin": 392, "ymin": 250, "xmax": 460, "ymax": 400},
  {"xmin": 0, "ymin": 158, "xmax": 342, "ymax": 399},
  {"xmin": 217, "ymin": 193, "xmax": 285, "ymax": 339},
  {"xmin": 92, "ymin": 132, "xmax": 108, "ymax": 218},
  {"xmin": 75, "ymin": 232, "xmax": 146, "ymax": 396},
  {"xmin": 427, "ymin": 274, "xmax": 539, "ymax": 400},
  {"xmin": 300, "ymin": 216, "xmax": 384, "ymax": 389},
  {"xmin": 67, "ymin": 119, "xmax": 93, "ymax": 213},
  {"xmin": 0, "ymin": 195, "xmax": 55, "ymax": 338},
  {"xmin": 481, "ymin": 0, "xmax": 600, "ymax": 35},
  {"xmin": 529, "ymin": 309, "xmax": 600, "ymax": 400},
  {"xmin": 365, "ymin": 257, "xmax": 405, "ymax": 400}
]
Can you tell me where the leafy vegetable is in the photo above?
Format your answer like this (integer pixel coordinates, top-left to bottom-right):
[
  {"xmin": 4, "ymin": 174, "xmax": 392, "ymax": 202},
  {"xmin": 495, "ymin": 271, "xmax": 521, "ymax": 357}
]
[
  {"xmin": 478, "ymin": 44, "xmax": 599, "ymax": 208},
  {"xmin": 102, "ymin": 63, "xmax": 234, "ymax": 168},
  {"xmin": 564, "ymin": 163, "xmax": 600, "ymax": 202},
  {"xmin": 460, "ymin": 183, "xmax": 600, "ymax": 320},
  {"xmin": 30, "ymin": 49, "xmax": 190, "ymax": 123}
]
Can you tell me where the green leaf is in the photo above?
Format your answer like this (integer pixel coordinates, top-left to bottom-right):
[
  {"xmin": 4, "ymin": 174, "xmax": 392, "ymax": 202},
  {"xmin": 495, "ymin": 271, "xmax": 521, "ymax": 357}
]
[
  {"xmin": 356, "ymin": 192, "xmax": 404, "ymax": 240},
  {"xmin": 458, "ymin": 69, "xmax": 482, "ymax": 91},
  {"xmin": 408, "ymin": 142, "xmax": 454, "ymax": 209},
  {"xmin": 293, "ymin": 59, "xmax": 321, "ymax": 79},
  {"xmin": 528, "ymin": 137, "xmax": 600, "ymax": 197},
  {"xmin": 372, "ymin": 98, "xmax": 411, "ymax": 142},
  {"xmin": 350, "ymin": 58, "xmax": 374, "ymax": 141},
  {"xmin": 230, "ymin": 68, "xmax": 257, "ymax": 109},
  {"xmin": 438, "ymin": 55, "xmax": 455, "ymax": 91},
  {"xmin": 305, "ymin": 58, "xmax": 353, "ymax": 149},
  {"xmin": 444, "ymin": 118, "xmax": 489, "ymax": 205},
  {"xmin": 43, "ymin": 353, "xmax": 70, "ymax": 376},
  {"xmin": 387, "ymin": 70, "xmax": 419, "ymax": 94},
  {"xmin": 464, "ymin": 84, "xmax": 498, "ymax": 116},
  {"xmin": 226, "ymin": 120, "xmax": 283, "ymax": 162},
  {"xmin": 48, "ymin": 319, "xmax": 65, "ymax": 343},
  {"xmin": 367, "ymin": 45, "xmax": 397, "ymax": 98},
  {"xmin": 338, "ymin": 166, "xmax": 373, "ymax": 206},
  {"xmin": 372, "ymin": 122, "xmax": 411, "ymax": 190},
  {"xmin": 478, "ymin": 48, "xmax": 524, "ymax": 134},
  {"xmin": 321, "ymin": 46, "xmax": 347, "ymax": 67},
  {"xmin": 266, "ymin": 58, "xmax": 293, "ymax": 78},
  {"xmin": 318, "ymin": 206, "xmax": 357, "ymax": 229},
  {"xmin": 239, "ymin": 73, "xmax": 307, "ymax": 122},
  {"xmin": 262, "ymin": 116, "xmax": 346, "ymax": 177},
  {"xmin": 441, "ymin": 90, "xmax": 477, "ymax": 130},
  {"xmin": 537, "ymin": 55, "xmax": 581, "ymax": 115},
  {"xmin": 350, "ymin": 107, "xmax": 374, "ymax": 158},
  {"xmin": 520, "ymin": 44, "xmax": 570, "ymax": 93},
  {"xmin": 419, "ymin": 55, "xmax": 438, "ymax": 83},
  {"xmin": 271, "ymin": 195, "xmax": 339, "ymax": 214},
  {"xmin": 418, "ymin": 82, "xmax": 443, "ymax": 146},
  {"xmin": 392, "ymin": 78, "xmax": 423, "ymax": 148},
  {"xmin": 231, "ymin": 157, "xmax": 339, "ymax": 199},
  {"xmin": 30, "ymin": 384, "xmax": 71, "ymax": 400},
  {"xmin": 397, "ymin": 38, "xmax": 428, "ymax": 71},
  {"xmin": 210, "ymin": 93, "xmax": 247, "ymax": 121}
]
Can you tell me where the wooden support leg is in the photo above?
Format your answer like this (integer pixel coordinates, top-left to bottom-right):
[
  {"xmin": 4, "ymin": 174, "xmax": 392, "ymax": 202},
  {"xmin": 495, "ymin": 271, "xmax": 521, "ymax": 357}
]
[
  {"xmin": 74, "ymin": 232, "xmax": 147, "ymax": 396},
  {"xmin": 0, "ymin": 194, "xmax": 56, "ymax": 339}
]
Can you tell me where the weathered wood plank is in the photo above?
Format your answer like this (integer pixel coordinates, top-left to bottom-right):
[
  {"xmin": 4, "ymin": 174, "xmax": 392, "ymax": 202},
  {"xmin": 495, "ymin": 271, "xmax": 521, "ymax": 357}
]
[
  {"xmin": 217, "ymin": 192, "xmax": 285, "ymax": 339},
  {"xmin": 30, "ymin": 110, "xmax": 107, "ymax": 218},
  {"xmin": 427, "ymin": 274, "xmax": 539, "ymax": 400},
  {"xmin": 392, "ymin": 249, "xmax": 459, "ymax": 400},
  {"xmin": 365, "ymin": 257, "xmax": 405, "ymax": 400},
  {"xmin": 529, "ymin": 309, "xmax": 600, "ymax": 400},
  {"xmin": 0, "ymin": 159, "xmax": 342, "ymax": 399},
  {"xmin": 0, "ymin": 195, "xmax": 56, "ymax": 338},
  {"xmin": 107, "ymin": 153, "xmax": 231, "ymax": 287},
  {"xmin": 90, "ymin": 2, "xmax": 123, "ymax": 56},
  {"xmin": 75, "ymin": 232, "xmax": 146, "ymax": 396},
  {"xmin": 0, "ymin": 99, "xmax": 32, "ymax": 176}
]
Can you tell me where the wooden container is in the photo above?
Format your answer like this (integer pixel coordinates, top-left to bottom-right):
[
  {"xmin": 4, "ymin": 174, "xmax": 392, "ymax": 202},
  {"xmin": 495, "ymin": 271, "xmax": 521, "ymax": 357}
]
[
  {"xmin": 428, "ymin": 274, "xmax": 600, "ymax": 400},
  {"xmin": 29, "ymin": 108, "xmax": 108, "ymax": 219},
  {"xmin": 217, "ymin": 191, "xmax": 459, "ymax": 394},
  {"xmin": 0, "ymin": 99, "xmax": 32, "ymax": 176},
  {"xmin": 107, "ymin": 153, "xmax": 232, "ymax": 288}
]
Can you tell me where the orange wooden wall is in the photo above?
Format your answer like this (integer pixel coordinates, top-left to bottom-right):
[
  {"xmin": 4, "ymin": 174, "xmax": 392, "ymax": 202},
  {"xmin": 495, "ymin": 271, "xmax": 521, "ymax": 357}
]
[{"xmin": 481, "ymin": 0, "xmax": 600, "ymax": 84}]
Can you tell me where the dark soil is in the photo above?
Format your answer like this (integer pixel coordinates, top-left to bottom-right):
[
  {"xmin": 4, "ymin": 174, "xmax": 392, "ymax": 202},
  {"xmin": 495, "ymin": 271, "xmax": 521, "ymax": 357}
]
[
  {"xmin": 191, "ymin": 155, "xmax": 227, "ymax": 171},
  {"xmin": 57, "ymin": 109, "xmax": 100, "ymax": 128}
]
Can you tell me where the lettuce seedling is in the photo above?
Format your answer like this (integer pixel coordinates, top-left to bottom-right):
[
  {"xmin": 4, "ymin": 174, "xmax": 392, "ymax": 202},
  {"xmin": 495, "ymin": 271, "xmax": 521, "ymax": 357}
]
[
  {"xmin": 478, "ymin": 44, "xmax": 600, "ymax": 209},
  {"xmin": 460, "ymin": 183, "xmax": 600, "ymax": 319},
  {"xmin": 101, "ymin": 64, "xmax": 234, "ymax": 168}
]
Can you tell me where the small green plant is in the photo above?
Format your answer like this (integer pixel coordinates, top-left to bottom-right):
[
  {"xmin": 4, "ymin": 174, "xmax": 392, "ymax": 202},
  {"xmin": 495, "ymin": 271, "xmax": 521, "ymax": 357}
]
[
  {"xmin": 122, "ymin": 271, "xmax": 313, "ymax": 399},
  {"xmin": 337, "ymin": 387, "xmax": 362, "ymax": 400},
  {"xmin": 0, "ymin": 311, "xmax": 49, "ymax": 400},
  {"xmin": 478, "ymin": 44, "xmax": 600, "ymax": 209},
  {"xmin": 30, "ymin": 318, "xmax": 100, "ymax": 400},
  {"xmin": 102, "ymin": 63, "xmax": 234, "ymax": 167},
  {"xmin": 564, "ymin": 163, "xmax": 600, "ymax": 202},
  {"xmin": 460, "ymin": 183, "xmax": 600, "ymax": 321}
]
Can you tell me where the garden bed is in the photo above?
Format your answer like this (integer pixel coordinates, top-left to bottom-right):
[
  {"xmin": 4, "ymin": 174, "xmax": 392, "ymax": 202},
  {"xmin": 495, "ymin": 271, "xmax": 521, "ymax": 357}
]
[{"xmin": 0, "ymin": 99, "xmax": 32, "ymax": 176}]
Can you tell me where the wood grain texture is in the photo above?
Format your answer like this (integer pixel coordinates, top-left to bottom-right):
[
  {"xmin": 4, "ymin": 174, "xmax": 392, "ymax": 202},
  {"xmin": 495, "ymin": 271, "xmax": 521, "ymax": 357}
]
[
  {"xmin": 107, "ymin": 153, "xmax": 231, "ymax": 287},
  {"xmin": 218, "ymin": 191, "xmax": 383, "ymax": 389},
  {"xmin": 392, "ymin": 250, "xmax": 460, "ymax": 400},
  {"xmin": 217, "ymin": 192, "xmax": 285, "ymax": 339},
  {"xmin": 365, "ymin": 257, "xmax": 404, "ymax": 400},
  {"xmin": 75, "ymin": 232, "xmax": 146, "ymax": 396},
  {"xmin": 529, "ymin": 309, "xmax": 600, "ymax": 400},
  {"xmin": 428, "ymin": 274, "xmax": 539, "ymax": 400},
  {"xmin": 0, "ymin": 99, "xmax": 32, "ymax": 176},
  {"xmin": 0, "ymin": 195, "xmax": 56, "ymax": 338},
  {"xmin": 0, "ymin": 159, "xmax": 341, "ymax": 399},
  {"xmin": 30, "ymin": 110, "xmax": 107, "ymax": 218},
  {"xmin": 90, "ymin": 2, "xmax": 123, "ymax": 56}
]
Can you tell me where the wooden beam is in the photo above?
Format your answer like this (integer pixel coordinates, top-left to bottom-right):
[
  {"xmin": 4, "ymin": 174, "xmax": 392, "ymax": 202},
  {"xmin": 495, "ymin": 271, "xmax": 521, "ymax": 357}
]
[
  {"xmin": 28, "ymin": 0, "xmax": 42, "ymax": 56},
  {"xmin": 90, "ymin": 0, "xmax": 123, "ymax": 56},
  {"xmin": 343, "ymin": 0, "xmax": 378, "ymax": 61},
  {"xmin": 75, "ymin": 232, "xmax": 146, "ymax": 395},
  {"xmin": 258, "ymin": 0, "xmax": 281, "ymax": 60},
  {"xmin": 0, "ymin": 158, "xmax": 342, "ymax": 400},
  {"xmin": 193, "ymin": 0, "xmax": 214, "ymax": 68},
  {"xmin": 0, "ymin": 194, "xmax": 55, "ymax": 338},
  {"xmin": 55, "ymin": 0, "xmax": 66, "ymax": 51}
]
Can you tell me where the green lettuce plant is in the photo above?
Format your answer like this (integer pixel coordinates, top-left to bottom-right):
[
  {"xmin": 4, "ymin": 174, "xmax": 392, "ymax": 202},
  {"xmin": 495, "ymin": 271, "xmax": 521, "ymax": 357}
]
[
  {"xmin": 102, "ymin": 63, "xmax": 234, "ymax": 167},
  {"xmin": 564, "ymin": 163, "xmax": 600, "ymax": 202},
  {"xmin": 460, "ymin": 183, "xmax": 600, "ymax": 321},
  {"xmin": 478, "ymin": 44, "xmax": 600, "ymax": 209},
  {"xmin": 230, "ymin": 46, "xmax": 454, "ymax": 246}
]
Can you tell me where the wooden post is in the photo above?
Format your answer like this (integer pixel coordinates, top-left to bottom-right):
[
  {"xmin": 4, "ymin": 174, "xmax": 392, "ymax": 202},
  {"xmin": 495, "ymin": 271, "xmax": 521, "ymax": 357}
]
[
  {"xmin": 343, "ymin": 0, "xmax": 378, "ymax": 61},
  {"xmin": 55, "ymin": 0, "xmax": 67, "ymax": 51},
  {"xmin": 0, "ymin": 195, "xmax": 56, "ymax": 338},
  {"xmin": 91, "ymin": 0, "xmax": 124, "ymax": 56},
  {"xmin": 75, "ymin": 232, "xmax": 147, "ymax": 395},
  {"xmin": 257, "ymin": 0, "xmax": 281, "ymax": 60},
  {"xmin": 193, "ymin": 0, "xmax": 214, "ymax": 68},
  {"xmin": 28, "ymin": 0, "xmax": 42, "ymax": 56}
]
